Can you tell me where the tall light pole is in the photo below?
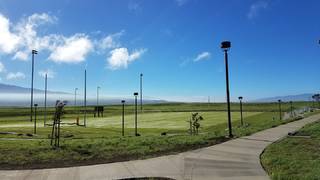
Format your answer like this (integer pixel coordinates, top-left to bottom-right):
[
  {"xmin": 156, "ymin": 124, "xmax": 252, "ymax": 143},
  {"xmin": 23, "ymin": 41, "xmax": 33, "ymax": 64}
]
[
  {"xmin": 97, "ymin": 86, "xmax": 101, "ymax": 106},
  {"xmin": 140, "ymin": 73, "xmax": 143, "ymax": 111},
  {"xmin": 221, "ymin": 41, "xmax": 233, "ymax": 138},
  {"xmin": 84, "ymin": 69, "xmax": 87, "ymax": 127},
  {"xmin": 278, "ymin": 99, "xmax": 282, "ymax": 120},
  {"xmin": 238, "ymin": 96, "xmax": 243, "ymax": 126},
  {"xmin": 30, "ymin": 49, "xmax": 37, "ymax": 122},
  {"xmin": 121, "ymin": 100, "xmax": 125, "ymax": 136},
  {"xmin": 44, "ymin": 73, "xmax": 47, "ymax": 126},
  {"xmin": 134, "ymin": 92, "xmax": 139, "ymax": 136}
]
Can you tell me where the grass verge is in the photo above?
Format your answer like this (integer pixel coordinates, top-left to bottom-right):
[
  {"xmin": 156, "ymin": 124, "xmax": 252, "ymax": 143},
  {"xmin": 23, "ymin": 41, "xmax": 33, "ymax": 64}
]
[{"xmin": 261, "ymin": 119, "xmax": 320, "ymax": 180}]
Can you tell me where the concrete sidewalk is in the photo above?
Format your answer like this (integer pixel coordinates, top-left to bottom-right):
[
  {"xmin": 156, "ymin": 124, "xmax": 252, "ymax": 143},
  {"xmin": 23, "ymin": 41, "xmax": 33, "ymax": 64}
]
[{"xmin": 1, "ymin": 114, "xmax": 319, "ymax": 180}]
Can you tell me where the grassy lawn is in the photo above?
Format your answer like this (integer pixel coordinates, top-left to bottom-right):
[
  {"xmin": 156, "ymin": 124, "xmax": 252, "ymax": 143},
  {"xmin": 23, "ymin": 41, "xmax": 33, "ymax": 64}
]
[
  {"xmin": 0, "ymin": 102, "xmax": 314, "ymax": 169},
  {"xmin": 261, "ymin": 120, "xmax": 320, "ymax": 180}
]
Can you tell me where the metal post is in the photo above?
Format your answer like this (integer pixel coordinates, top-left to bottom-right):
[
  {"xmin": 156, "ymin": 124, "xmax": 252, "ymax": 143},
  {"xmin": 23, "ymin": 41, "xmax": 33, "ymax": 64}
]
[
  {"xmin": 239, "ymin": 97, "xmax": 243, "ymax": 126},
  {"xmin": 44, "ymin": 73, "xmax": 47, "ymax": 126},
  {"xmin": 84, "ymin": 69, "xmax": 87, "ymax": 127},
  {"xmin": 290, "ymin": 101, "xmax": 293, "ymax": 117},
  {"xmin": 30, "ymin": 50, "xmax": 37, "ymax": 121},
  {"xmin": 140, "ymin": 73, "xmax": 143, "ymax": 111},
  {"xmin": 75, "ymin": 88, "xmax": 78, "ymax": 122},
  {"xmin": 134, "ymin": 92, "xmax": 138, "ymax": 136},
  {"xmin": 224, "ymin": 49, "xmax": 233, "ymax": 138},
  {"xmin": 121, "ymin": 100, "xmax": 125, "ymax": 136},
  {"xmin": 34, "ymin": 104, "xmax": 38, "ymax": 134},
  {"xmin": 97, "ymin": 86, "xmax": 100, "ymax": 106},
  {"xmin": 278, "ymin": 100, "xmax": 282, "ymax": 120}
]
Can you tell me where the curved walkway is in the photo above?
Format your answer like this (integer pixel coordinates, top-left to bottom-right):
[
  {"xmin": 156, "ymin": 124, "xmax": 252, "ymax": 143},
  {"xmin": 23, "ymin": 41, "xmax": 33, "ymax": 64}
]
[{"xmin": 1, "ymin": 114, "xmax": 320, "ymax": 180}]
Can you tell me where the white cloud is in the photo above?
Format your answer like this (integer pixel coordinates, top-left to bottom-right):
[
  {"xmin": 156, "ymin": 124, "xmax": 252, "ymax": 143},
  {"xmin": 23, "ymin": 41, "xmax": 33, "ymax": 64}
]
[
  {"xmin": 38, "ymin": 69, "xmax": 55, "ymax": 78},
  {"xmin": 247, "ymin": 1, "xmax": 268, "ymax": 19},
  {"xmin": 0, "ymin": 14, "xmax": 20, "ymax": 54},
  {"xmin": 49, "ymin": 34, "xmax": 93, "ymax": 63},
  {"xmin": 13, "ymin": 51, "xmax": 28, "ymax": 61},
  {"xmin": 0, "ymin": 62, "xmax": 5, "ymax": 73},
  {"xmin": 0, "ymin": 13, "xmax": 145, "ymax": 68},
  {"xmin": 97, "ymin": 30, "xmax": 124, "ymax": 50},
  {"xmin": 6, "ymin": 72, "xmax": 25, "ymax": 80},
  {"xmin": 194, "ymin": 52, "xmax": 211, "ymax": 62},
  {"xmin": 107, "ymin": 47, "xmax": 147, "ymax": 70}
]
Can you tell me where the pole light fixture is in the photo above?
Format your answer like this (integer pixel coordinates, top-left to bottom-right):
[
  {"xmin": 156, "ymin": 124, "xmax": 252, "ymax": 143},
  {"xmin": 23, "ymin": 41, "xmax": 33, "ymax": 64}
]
[
  {"xmin": 30, "ymin": 49, "xmax": 38, "ymax": 122},
  {"xmin": 221, "ymin": 41, "xmax": 233, "ymax": 138},
  {"xmin": 140, "ymin": 73, "xmax": 143, "ymax": 111},
  {"xmin": 134, "ymin": 92, "xmax": 139, "ymax": 136},
  {"xmin": 121, "ymin": 100, "xmax": 125, "ymax": 136},
  {"xmin": 97, "ymin": 86, "xmax": 101, "ymax": 106},
  {"xmin": 34, "ymin": 104, "xmax": 38, "ymax": 134},
  {"xmin": 278, "ymin": 99, "xmax": 282, "ymax": 120},
  {"xmin": 238, "ymin": 96, "xmax": 244, "ymax": 126}
]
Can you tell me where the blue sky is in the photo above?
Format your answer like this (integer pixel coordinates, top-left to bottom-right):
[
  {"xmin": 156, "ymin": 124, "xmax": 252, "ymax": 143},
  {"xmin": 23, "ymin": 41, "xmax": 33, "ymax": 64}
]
[{"xmin": 0, "ymin": 0, "xmax": 319, "ymax": 102}]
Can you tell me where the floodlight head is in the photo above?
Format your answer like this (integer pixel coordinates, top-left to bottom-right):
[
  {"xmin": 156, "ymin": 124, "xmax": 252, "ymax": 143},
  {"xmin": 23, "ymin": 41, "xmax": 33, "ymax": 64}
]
[
  {"xmin": 34, "ymin": 104, "xmax": 38, "ymax": 107},
  {"xmin": 121, "ymin": 100, "xmax": 125, "ymax": 103},
  {"xmin": 32, "ymin": 50, "xmax": 38, "ymax": 54},
  {"xmin": 75, "ymin": 88, "xmax": 78, "ymax": 90},
  {"xmin": 238, "ymin": 96, "xmax": 243, "ymax": 100},
  {"xmin": 221, "ymin": 41, "xmax": 231, "ymax": 50},
  {"xmin": 140, "ymin": 73, "xmax": 143, "ymax": 77},
  {"xmin": 134, "ymin": 92, "xmax": 139, "ymax": 96},
  {"xmin": 278, "ymin": 99, "xmax": 281, "ymax": 103}
]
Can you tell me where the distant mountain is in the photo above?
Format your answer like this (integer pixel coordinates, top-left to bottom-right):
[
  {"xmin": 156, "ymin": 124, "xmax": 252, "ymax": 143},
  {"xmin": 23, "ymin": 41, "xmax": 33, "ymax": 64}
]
[
  {"xmin": 0, "ymin": 83, "xmax": 69, "ymax": 94},
  {"xmin": 252, "ymin": 93, "xmax": 314, "ymax": 102},
  {"xmin": 0, "ymin": 83, "xmax": 167, "ymax": 107}
]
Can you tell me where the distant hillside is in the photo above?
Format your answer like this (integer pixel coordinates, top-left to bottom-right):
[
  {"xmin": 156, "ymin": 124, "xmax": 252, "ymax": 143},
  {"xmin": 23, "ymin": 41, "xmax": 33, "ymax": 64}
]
[
  {"xmin": 253, "ymin": 93, "xmax": 314, "ymax": 102},
  {"xmin": 0, "ymin": 83, "xmax": 167, "ymax": 106},
  {"xmin": 0, "ymin": 83, "xmax": 69, "ymax": 94}
]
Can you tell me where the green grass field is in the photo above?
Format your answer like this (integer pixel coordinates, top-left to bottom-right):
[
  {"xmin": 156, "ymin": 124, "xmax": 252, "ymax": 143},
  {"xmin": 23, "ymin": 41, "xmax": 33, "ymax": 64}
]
[
  {"xmin": 0, "ymin": 102, "xmax": 315, "ymax": 169},
  {"xmin": 261, "ymin": 120, "xmax": 320, "ymax": 180}
]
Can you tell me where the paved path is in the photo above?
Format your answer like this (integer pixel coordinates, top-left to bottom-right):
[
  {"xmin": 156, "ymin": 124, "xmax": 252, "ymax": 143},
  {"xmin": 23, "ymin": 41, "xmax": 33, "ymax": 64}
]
[{"xmin": 1, "ymin": 114, "xmax": 319, "ymax": 180}]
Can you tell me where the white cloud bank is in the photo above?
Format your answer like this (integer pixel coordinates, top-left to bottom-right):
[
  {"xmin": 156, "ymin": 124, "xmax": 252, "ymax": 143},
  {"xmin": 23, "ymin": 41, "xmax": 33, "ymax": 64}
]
[
  {"xmin": 6, "ymin": 72, "xmax": 25, "ymax": 80},
  {"xmin": 0, "ymin": 13, "xmax": 146, "ymax": 68},
  {"xmin": 107, "ymin": 48, "xmax": 147, "ymax": 70},
  {"xmin": 49, "ymin": 34, "xmax": 93, "ymax": 63},
  {"xmin": 194, "ymin": 52, "xmax": 211, "ymax": 62}
]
